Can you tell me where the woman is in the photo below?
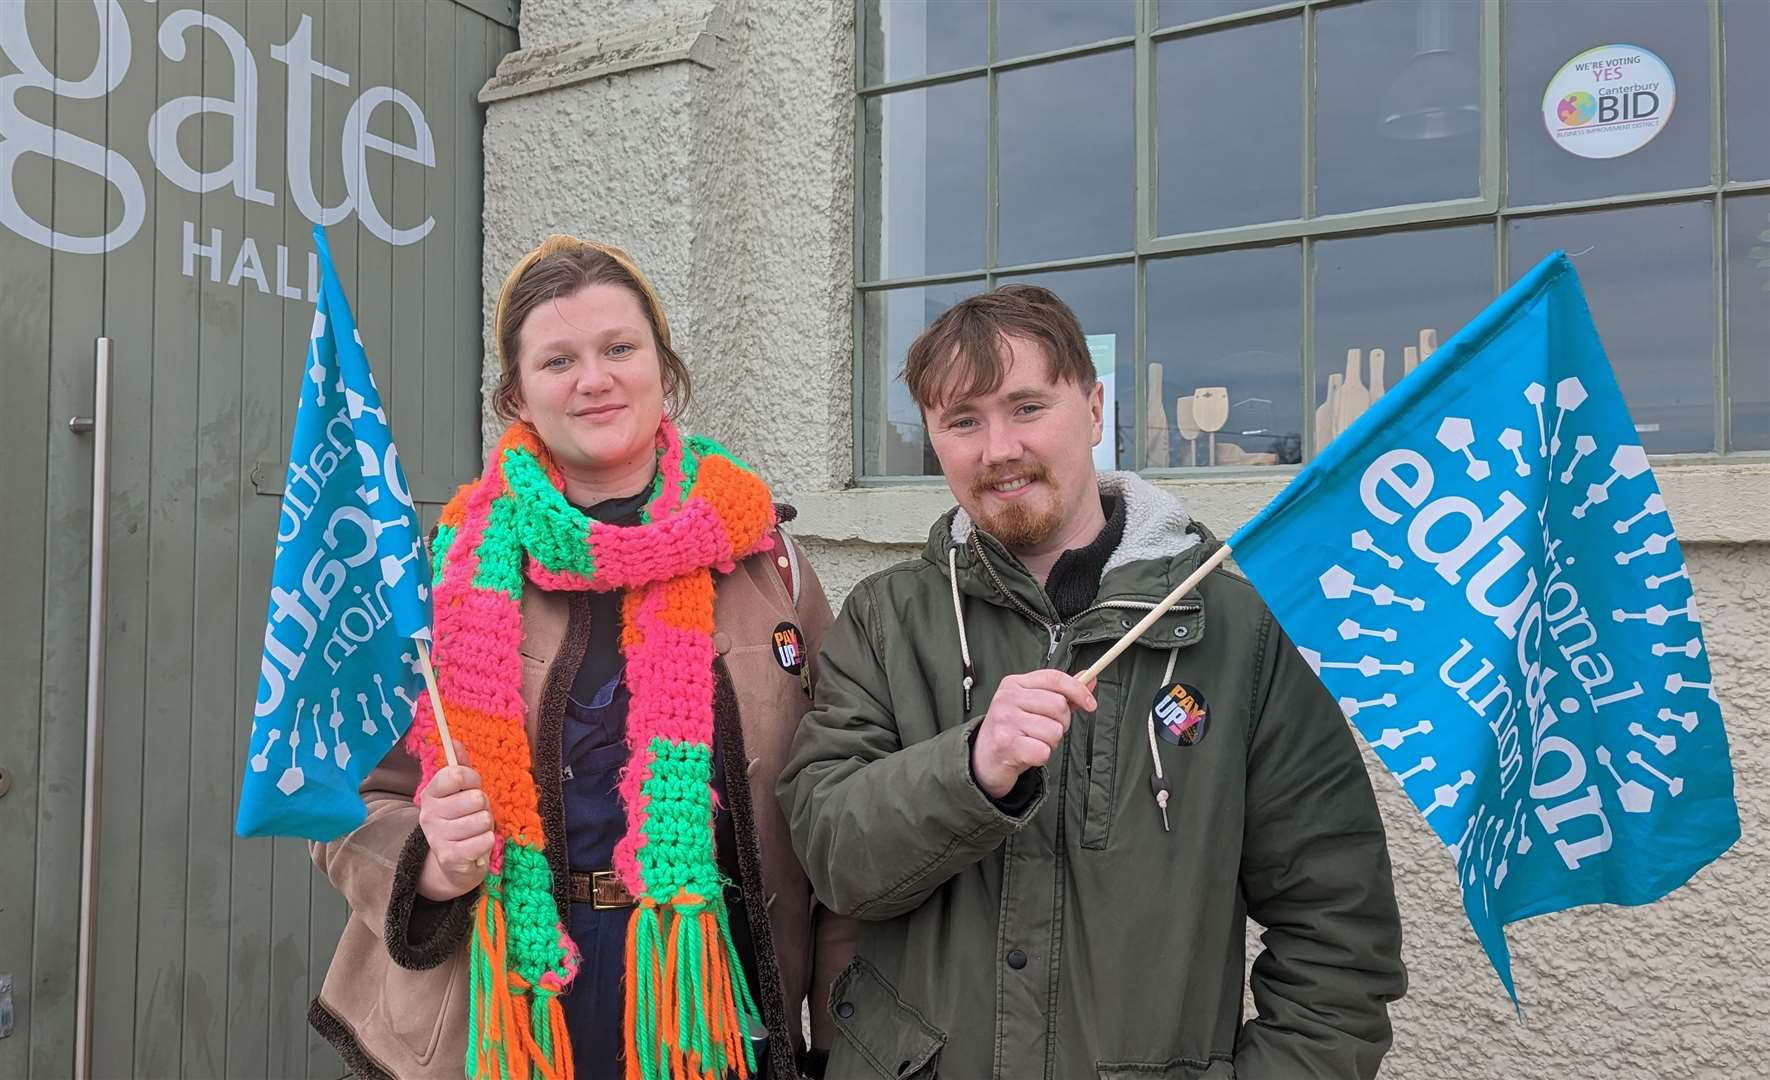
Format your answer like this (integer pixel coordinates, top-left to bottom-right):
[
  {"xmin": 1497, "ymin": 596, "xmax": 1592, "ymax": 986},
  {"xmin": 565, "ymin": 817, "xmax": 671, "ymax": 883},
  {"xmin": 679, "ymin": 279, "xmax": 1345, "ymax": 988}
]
[{"xmin": 308, "ymin": 235, "xmax": 852, "ymax": 1080}]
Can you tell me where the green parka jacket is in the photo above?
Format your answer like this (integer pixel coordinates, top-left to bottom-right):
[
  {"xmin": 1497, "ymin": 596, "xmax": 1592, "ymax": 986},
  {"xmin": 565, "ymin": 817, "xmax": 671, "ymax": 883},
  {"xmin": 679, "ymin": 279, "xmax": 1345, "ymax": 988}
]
[{"xmin": 779, "ymin": 473, "xmax": 1405, "ymax": 1080}]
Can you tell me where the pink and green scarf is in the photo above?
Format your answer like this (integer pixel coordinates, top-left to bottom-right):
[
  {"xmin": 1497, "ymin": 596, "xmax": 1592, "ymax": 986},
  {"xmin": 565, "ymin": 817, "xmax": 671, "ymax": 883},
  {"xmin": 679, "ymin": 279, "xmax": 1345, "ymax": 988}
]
[{"xmin": 410, "ymin": 419, "xmax": 776, "ymax": 1080}]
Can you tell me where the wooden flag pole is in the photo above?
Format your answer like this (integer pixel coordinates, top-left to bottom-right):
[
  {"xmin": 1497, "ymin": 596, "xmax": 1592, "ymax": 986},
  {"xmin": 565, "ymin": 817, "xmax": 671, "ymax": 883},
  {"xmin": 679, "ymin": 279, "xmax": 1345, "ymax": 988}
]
[
  {"xmin": 414, "ymin": 637, "xmax": 485, "ymax": 868},
  {"xmin": 1078, "ymin": 544, "xmax": 1233, "ymax": 688},
  {"xmin": 414, "ymin": 637, "xmax": 458, "ymax": 769}
]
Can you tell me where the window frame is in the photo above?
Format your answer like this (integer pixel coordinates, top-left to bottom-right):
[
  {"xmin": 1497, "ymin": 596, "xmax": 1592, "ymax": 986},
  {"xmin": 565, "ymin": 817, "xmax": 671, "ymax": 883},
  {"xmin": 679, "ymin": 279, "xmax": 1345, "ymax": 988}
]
[{"xmin": 852, "ymin": 0, "xmax": 1770, "ymax": 484}]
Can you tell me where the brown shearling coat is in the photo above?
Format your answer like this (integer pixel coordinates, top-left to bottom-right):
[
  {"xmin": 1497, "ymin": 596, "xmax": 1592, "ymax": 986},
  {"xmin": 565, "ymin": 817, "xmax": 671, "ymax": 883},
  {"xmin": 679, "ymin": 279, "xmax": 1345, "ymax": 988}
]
[{"xmin": 307, "ymin": 530, "xmax": 853, "ymax": 1079}]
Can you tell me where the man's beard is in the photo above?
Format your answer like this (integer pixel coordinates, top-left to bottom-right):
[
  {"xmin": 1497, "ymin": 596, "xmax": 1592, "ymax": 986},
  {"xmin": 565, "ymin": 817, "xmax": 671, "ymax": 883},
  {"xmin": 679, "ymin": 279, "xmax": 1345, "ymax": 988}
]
[{"xmin": 970, "ymin": 466, "xmax": 1063, "ymax": 550}]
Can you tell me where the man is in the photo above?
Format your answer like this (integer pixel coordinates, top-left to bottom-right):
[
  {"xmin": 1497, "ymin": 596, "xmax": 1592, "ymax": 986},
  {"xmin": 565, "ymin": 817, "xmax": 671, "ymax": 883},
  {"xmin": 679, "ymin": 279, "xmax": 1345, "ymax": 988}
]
[{"xmin": 779, "ymin": 285, "xmax": 1405, "ymax": 1080}]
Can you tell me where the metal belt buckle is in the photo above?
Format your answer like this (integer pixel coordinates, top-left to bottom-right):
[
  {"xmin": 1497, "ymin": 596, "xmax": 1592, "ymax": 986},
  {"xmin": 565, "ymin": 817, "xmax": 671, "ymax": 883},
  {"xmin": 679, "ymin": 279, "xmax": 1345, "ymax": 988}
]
[{"xmin": 591, "ymin": 870, "xmax": 635, "ymax": 910}]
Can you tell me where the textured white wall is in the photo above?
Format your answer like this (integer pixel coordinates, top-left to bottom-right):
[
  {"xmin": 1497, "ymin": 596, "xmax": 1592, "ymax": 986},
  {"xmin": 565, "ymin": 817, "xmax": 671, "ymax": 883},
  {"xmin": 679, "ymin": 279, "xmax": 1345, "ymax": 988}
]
[
  {"xmin": 482, "ymin": 0, "xmax": 854, "ymax": 499},
  {"xmin": 483, "ymin": 4, "xmax": 1766, "ymax": 1076}
]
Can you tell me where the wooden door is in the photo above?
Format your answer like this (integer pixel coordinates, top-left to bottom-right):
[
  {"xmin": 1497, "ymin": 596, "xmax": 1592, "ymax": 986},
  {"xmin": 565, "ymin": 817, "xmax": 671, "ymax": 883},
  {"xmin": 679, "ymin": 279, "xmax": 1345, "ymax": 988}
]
[{"xmin": 0, "ymin": 2, "xmax": 514, "ymax": 1075}]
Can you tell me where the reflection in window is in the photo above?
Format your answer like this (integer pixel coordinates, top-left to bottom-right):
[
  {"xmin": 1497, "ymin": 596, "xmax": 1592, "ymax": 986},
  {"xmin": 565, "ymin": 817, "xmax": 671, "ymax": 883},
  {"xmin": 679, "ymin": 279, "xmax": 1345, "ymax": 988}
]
[
  {"xmin": 1156, "ymin": 19, "xmax": 1301, "ymax": 234},
  {"xmin": 1723, "ymin": 0, "xmax": 1769, "ymax": 181},
  {"xmin": 864, "ymin": 80, "xmax": 987, "ymax": 281},
  {"xmin": 997, "ymin": 264, "xmax": 1136, "ymax": 470},
  {"xmin": 998, "ymin": 50, "xmax": 1134, "ymax": 266},
  {"xmin": 1726, "ymin": 195, "xmax": 1770, "ymax": 450},
  {"xmin": 1145, "ymin": 247, "xmax": 1302, "ymax": 469},
  {"xmin": 995, "ymin": 0, "xmax": 1134, "ymax": 61},
  {"xmin": 862, "ymin": 281, "xmax": 986, "ymax": 475},
  {"xmin": 1159, "ymin": 0, "xmax": 1283, "ymax": 29},
  {"xmin": 1313, "ymin": 225, "xmax": 1494, "ymax": 453},
  {"xmin": 863, "ymin": 0, "xmax": 988, "ymax": 86},
  {"xmin": 1505, "ymin": 0, "xmax": 1710, "ymax": 208},
  {"xmin": 854, "ymin": 0, "xmax": 1757, "ymax": 476},
  {"xmin": 1315, "ymin": 0, "xmax": 1481, "ymax": 215},
  {"xmin": 1509, "ymin": 202, "xmax": 1715, "ymax": 454}
]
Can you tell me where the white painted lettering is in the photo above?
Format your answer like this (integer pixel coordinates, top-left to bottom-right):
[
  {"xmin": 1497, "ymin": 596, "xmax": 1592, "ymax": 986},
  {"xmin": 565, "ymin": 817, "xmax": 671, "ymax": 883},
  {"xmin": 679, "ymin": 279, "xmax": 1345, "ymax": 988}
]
[
  {"xmin": 229, "ymin": 237, "xmax": 270, "ymax": 293},
  {"xmin": 2, "ymin": 5, "xmax": 441, "ymax": 256},
  {"xmin": 0, "ymin": 0, "xmax": 146, "ymax": 253},
  {"xmin": 342, "ymin": 87, "xmax": 437, "ymax": 245},
  {"xmin": 275, "ymin": 243, "xmax": 306, "ymax": 300},
  {"xmin": 182, "ymin": 221, "xmax": 224, "ymax": 281},
  {"xmin": 148, "ymin": 10, "xmax": 273, "ymax": 204},
  {"xmin": 270, "ymin": 15, "xmax": 355, "ymax": 227}
]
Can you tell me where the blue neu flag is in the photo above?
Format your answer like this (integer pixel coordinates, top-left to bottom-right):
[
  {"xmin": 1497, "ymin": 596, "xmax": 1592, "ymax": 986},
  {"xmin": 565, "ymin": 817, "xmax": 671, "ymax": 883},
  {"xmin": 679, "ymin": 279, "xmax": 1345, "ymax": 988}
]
[
  {"xmin": 1228, "ymin": 252, "xmax": 1739, "ymax": 1000},
  {"xmin": 237, "ymin": 226, "xmax": 431, "ymax": 841}
]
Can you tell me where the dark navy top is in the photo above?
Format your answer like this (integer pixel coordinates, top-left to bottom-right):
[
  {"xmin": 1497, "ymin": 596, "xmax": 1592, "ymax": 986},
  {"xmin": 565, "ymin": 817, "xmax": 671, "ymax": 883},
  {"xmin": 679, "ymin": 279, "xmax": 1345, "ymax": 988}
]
[{"xmin": 556, "ymin": 491, "xmax": 765, "ymax": 1079}]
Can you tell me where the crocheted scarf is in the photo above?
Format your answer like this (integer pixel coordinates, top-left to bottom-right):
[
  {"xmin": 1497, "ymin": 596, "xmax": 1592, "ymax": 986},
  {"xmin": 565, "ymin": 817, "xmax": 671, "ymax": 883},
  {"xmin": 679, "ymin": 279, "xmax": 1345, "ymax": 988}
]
[{"xmin": 411, "ymin": 419, "xmax": 776, "ymax": 1080}]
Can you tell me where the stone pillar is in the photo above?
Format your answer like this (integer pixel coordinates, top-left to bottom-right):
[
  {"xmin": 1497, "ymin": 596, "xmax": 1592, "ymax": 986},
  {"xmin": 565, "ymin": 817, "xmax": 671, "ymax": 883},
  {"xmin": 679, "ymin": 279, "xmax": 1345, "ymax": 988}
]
[{"xmin": 477, "ymin": 0, "xmax": 855, "ymax": 499}]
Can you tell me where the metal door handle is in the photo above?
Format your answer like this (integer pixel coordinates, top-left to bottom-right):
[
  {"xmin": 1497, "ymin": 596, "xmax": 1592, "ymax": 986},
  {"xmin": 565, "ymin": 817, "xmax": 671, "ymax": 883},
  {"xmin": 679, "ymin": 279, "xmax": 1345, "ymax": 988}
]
[{"xmin": 68, "ymin": 337, "xmax": 112, "ymax": 1079}]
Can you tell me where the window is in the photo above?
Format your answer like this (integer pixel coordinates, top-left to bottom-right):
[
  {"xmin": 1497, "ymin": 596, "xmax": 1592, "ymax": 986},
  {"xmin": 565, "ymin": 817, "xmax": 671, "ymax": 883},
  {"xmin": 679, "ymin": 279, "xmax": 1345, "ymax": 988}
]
[
  {"xmin": 1156, "ymin": 17, "xmax": 1302, "ymax": 233},
  {"xmin": 1145, "ymin": 246, "xmax": 1302, "ymax": 468},
  {"xmin": 855, "ymin": 0, "xmax": 1770, "ymax": 477}
]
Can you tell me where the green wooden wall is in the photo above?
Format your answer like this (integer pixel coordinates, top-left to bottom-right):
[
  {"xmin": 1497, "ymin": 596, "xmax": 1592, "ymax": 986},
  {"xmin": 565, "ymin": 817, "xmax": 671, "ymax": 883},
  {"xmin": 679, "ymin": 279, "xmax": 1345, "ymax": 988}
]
[{"xmin": 0, "ymin": 2, "xmax": 514, "ymax": 1076}]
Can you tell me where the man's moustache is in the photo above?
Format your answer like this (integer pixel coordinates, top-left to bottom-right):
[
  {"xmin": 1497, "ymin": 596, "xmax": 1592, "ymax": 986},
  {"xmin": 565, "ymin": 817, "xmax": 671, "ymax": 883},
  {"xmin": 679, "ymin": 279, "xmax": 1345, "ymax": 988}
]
[{"xmin": 971, "ymin": 468, "xmax": 1049, "ymax": 497}]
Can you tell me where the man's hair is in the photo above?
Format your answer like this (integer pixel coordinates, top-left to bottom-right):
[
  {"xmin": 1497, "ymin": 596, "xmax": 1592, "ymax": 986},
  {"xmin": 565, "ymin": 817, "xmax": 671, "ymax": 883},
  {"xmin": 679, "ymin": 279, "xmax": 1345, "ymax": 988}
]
[{"xmin": 902, "ymin": 284, "xmax": 1096, "ymax": 411}]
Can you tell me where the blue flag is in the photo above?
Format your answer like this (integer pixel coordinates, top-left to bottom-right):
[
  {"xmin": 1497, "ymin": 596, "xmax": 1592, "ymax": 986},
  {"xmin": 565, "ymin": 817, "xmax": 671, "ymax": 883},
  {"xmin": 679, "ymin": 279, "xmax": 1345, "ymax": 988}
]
[
  {"xmin": 1228, "ymin": 252, "xmax": 1738, "ymax": 1000},
  {"xmin": 237, "ymin": 226, "xmax": 432, "ymax": 842}
]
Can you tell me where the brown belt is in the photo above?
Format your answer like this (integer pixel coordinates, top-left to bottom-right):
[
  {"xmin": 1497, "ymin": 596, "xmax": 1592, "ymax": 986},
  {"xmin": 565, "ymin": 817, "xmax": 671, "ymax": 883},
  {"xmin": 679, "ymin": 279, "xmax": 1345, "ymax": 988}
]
[{"xmin": 569, "ymin": 869, "xmax": 636, "ymax": 909}]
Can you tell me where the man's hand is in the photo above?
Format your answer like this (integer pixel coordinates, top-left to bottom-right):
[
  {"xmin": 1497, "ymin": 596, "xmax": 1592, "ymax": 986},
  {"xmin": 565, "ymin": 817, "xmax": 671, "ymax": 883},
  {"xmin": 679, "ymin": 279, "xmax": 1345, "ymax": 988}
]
[
  {"xmin": 971, "ymin": 670, "xmax": 1097, "ymax": 800},
  {"xmin": 415, "ymin": 742, "xmax": 494, "ymax": 901}
]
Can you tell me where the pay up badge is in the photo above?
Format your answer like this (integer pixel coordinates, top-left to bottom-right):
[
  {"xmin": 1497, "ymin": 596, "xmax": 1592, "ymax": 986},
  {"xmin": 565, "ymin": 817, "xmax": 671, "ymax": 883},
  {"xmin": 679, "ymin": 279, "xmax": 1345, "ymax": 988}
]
[
  {"xmin": 1152, "ymin": 682, "xmax": 1210, "ymax": 746},
  {"xmin": 773, "ymin": 622, "xmax": 812, "ymax": 696}
]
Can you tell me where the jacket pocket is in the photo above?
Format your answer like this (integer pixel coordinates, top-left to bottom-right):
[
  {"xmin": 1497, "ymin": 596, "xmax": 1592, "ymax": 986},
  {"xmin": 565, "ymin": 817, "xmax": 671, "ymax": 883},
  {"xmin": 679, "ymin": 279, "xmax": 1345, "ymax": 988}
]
[
  {"xmin": 1096, "ymin": 1056, "xmax": 1235, "ymax": 1079},
  {"xmin": 829, "ymin": 957, "xmax": 945, "ymax": 1078},
  {"xmin": 377, "ymin": 946, "xmax": 464, "ymax": 1066},
  {"xmin": 1079, "ymin": 670, "xmax": 1132, "ymax": 850}
]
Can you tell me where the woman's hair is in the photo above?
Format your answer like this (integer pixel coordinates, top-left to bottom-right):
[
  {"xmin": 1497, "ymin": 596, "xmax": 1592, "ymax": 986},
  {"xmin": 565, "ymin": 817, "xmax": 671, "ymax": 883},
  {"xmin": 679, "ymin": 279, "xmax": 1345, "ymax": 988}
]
[{"xmin": 490, "ymin": 236, "xmax": 691, "ymax": 422}]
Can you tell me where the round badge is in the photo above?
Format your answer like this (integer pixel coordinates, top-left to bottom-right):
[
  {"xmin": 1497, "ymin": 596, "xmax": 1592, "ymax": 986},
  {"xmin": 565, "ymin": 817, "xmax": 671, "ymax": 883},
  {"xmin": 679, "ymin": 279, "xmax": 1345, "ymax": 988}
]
[
  {"xmin": 1541, "ymin": 44, "xmax": 1676, "ymax": 160},
  {"xmin": 1152, "ymin": 682, "xmax": 1209, "ymax": 746},
  {"xmin": 771, "ymin": 622, "xmax": 807, "ymax": 674}
]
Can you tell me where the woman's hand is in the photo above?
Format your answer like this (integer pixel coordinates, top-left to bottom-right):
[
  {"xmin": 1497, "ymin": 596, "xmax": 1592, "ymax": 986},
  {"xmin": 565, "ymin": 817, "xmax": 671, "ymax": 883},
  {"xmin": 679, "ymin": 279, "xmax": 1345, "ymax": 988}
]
[{"xmin": 415, "ymin": 742, "xmax": 494, "ymax": 901}]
